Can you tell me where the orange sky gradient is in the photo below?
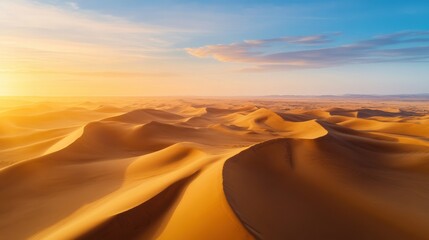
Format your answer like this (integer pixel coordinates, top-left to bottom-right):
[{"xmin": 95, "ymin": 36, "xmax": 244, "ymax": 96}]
[{"xmin": 1, "ymin": 0, "xmax": 428, "ymax": 96}]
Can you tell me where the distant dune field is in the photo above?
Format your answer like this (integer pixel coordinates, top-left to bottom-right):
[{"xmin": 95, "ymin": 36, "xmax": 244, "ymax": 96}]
[{"xmin": 0, "ymin": 97, "xmax": 429, "ymax": 240}]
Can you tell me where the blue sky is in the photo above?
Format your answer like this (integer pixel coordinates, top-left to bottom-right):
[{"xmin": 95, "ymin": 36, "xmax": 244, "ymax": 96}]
[{"xmin": 1, "ymin": 0, "xmax": 428, "ymax": 95}]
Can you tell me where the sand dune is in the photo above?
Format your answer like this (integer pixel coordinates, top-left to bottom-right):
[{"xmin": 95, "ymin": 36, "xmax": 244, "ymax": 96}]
[
  {"xmin": 0, "ymin": 97, "xmax": 428, "ymax": 239},
  {"xmin": 106, "ymin": 109, "xmax": 184, "ymax": 124},
  {"xmin": 224, "ymin": 124, "xmax": 429, "ymax": 239}
]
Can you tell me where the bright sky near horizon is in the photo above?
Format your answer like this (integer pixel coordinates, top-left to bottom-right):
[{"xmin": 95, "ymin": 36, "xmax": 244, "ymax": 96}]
[{"xmin": 1, "ymin": 0, "xmax": 429, "ymax": 96}]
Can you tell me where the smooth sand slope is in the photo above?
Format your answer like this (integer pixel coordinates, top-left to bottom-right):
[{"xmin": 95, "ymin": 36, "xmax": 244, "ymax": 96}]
[{"xmin": 0, "ymin": 97, "xmax": 428, "ymax": 239}]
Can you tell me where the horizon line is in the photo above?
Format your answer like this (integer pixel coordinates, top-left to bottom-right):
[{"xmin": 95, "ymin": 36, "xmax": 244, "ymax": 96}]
[{"xmin": 1, "ymin": 93, "xmax": 428, "ymax": 98}]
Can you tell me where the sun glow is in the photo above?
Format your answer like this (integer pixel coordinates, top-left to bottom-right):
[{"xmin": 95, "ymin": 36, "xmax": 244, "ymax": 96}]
[{"xmin": 0, "ymin": 76, "xmax": 15, "ymax": 96}]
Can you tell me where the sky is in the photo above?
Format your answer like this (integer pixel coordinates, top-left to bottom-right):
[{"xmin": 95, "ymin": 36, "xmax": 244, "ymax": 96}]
[{"xmin": 0, "ymin": 0, "xmax": 428, "ymax": 96}]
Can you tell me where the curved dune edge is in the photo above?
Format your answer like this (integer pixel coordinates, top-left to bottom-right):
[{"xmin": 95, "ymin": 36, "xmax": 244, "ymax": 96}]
[
  {"xmin": 222, "ymin": 127, "xmax": 429, "ymax": 240},
  {"xmin": 21, "ymin": 144, "xmax": 250, "ymax": 240},
  {"xmin": 154, "ymin": 156, "xmax": 252, "ymax": 240},
  {"xmin": 75, "ymin": 173, "xmax": 198, "ymax": 240},
  {"xmin": 43, "ymin": 126, "xmax": 85, "ymax": 155}
]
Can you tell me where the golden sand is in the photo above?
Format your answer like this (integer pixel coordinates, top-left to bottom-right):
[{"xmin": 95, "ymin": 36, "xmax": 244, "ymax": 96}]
[{"xmin": 0, "ymin": 97, "xmax": 428, "ymax": 239}]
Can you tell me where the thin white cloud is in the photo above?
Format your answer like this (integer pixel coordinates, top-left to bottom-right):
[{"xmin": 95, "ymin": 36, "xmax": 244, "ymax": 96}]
[
  {"xmin": 0, "ymin": 0, "xmax": 185, "ymax": 74},
  {"xmin": 66, "ymin": 1, "xmax": 79, "ymax": 10},
  {"xmin": 0, "ymin": 1, "xmax": 170, "ymax": 35}
]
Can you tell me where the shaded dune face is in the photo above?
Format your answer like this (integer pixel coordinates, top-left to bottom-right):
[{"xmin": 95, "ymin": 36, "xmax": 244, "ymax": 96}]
[
  {"xmin": 329, "ymin": 107, "xmax": 423, "ymax": 118},
  {"xmin": 105, "ymin": 108, "xmax": 184, "ymax": 124},
  {"xmin": 76, "ymin": 174, "xmax": 198, "ymax": 240},
  {"xmin": 223, "ymin": 121, "xmax": 429, "ymax": 240},
  {"xmin": 0, "ymin": 97, "xmax": 429, "ymax": 239}
]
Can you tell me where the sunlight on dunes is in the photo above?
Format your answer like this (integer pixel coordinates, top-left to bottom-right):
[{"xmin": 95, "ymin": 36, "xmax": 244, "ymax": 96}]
[{"xmin": 0, "ymin": 97, "xmax": 429, "ymax": 239}]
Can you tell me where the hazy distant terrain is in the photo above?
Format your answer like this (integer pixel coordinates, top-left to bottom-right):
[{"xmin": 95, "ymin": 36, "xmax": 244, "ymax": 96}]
[{"xmin": 266, "ymin": 93, "xmax": 429, "ymax": 100}]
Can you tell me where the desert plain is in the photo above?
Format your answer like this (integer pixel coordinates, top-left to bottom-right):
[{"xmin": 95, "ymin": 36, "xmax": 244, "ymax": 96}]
[{"xmin": 0, "ymin": 96, "xmax": 429, "ymax": 240}]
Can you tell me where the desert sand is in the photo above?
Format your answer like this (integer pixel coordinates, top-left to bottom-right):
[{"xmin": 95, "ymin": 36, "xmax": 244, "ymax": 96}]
[{"xmin": 0, "ymin": 96, "xmax": 429, "ymax": 239}]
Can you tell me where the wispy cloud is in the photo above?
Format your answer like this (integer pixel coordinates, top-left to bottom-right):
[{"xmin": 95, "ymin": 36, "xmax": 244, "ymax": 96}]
[
  {"xmin": 186, "ymin": 31, "xmax": 429, "ymax": 71},
  {"xmin": 0, "ymin": 0, "xmax": 185, "ymax": 74},
  {"xmin": 243, "ymin": 34, "xmax": 337, "ymax": 46},
  {"xmin": 66, "ymin": 1, "xmax": 79, "ymax": 10}
]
